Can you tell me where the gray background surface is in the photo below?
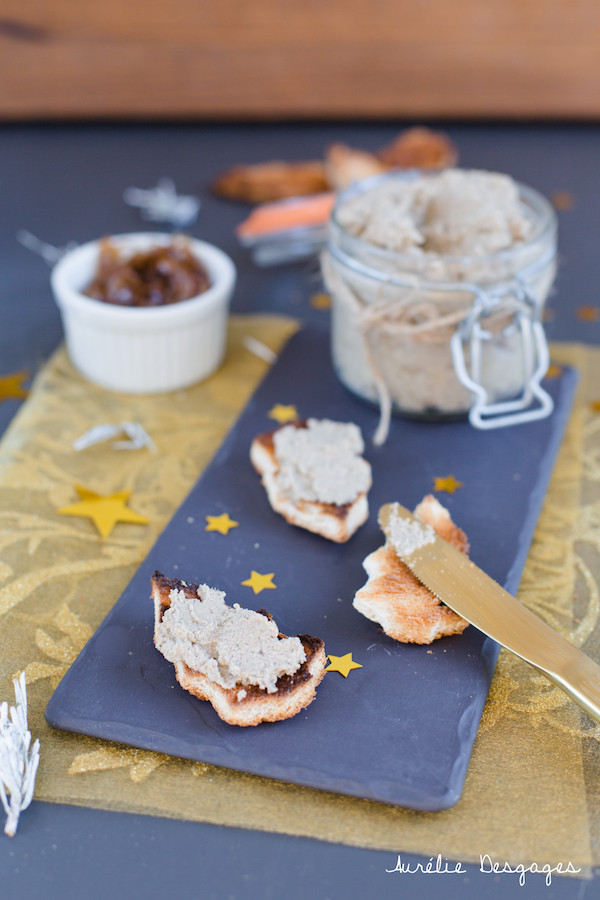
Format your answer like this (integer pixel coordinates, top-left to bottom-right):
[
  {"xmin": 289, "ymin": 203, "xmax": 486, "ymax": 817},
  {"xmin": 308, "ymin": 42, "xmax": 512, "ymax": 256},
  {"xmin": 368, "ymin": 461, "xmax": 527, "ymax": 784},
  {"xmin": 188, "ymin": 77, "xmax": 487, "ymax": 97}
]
[{"xmin": 0, "ymin": 121, "xmax": 598, "ymax": 898}]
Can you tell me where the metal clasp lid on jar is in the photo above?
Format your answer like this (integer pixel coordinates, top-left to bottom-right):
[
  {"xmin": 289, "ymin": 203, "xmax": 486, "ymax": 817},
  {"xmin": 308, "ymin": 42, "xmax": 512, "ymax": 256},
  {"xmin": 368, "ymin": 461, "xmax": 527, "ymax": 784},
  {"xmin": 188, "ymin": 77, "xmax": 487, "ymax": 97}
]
[
  {"xmin": 449, "ymin": 273, "xmax": 554, "ymax": 430},
  {"xmin": 324, "ymin": 237, "xmax": 556, "ymax": 441}
]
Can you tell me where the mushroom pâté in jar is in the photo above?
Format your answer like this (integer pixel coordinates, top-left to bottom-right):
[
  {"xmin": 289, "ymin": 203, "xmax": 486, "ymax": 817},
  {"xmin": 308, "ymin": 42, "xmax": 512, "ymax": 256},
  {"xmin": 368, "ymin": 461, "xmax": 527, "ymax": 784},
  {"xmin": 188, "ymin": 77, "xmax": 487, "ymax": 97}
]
[{"xmin": 322, "ymin": 169, "xmax": 557, "ymax": 442}]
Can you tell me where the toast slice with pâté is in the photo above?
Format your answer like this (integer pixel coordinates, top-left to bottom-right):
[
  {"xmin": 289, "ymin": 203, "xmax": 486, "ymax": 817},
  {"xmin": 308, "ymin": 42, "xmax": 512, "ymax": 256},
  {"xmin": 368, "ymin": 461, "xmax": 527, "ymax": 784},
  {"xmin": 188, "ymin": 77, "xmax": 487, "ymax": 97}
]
[
  {"xmin": 353, "ymin": 495, "xmax": 470, "ymax": 644},
  {"xmin": 250, "ymin": 420, "xmax": 370, "ymax": 543},
  {"xmin": 151, "ymin": 571, "xmax": 327, "ymax": 726}
]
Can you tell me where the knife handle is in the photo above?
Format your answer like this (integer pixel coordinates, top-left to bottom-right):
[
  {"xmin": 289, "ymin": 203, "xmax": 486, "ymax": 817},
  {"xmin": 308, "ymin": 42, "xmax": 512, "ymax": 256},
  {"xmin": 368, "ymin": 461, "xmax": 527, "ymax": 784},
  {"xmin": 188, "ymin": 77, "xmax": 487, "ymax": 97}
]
[
  {"xmin": 491, "ymin": 601, "xmax": 600, "ymax": 725},
  {"xmin": 536, "ymin": 645, "xmax": 600, "ymax": 726}
]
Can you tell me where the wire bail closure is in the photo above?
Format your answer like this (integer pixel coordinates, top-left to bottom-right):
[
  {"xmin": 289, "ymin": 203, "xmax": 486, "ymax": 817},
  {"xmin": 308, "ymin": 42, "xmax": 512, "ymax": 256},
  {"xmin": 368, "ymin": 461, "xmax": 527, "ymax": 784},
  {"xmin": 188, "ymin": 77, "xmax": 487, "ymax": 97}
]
[{"xmin": 450, "ymin": 279, "xmax": 554, "ymax": 430}]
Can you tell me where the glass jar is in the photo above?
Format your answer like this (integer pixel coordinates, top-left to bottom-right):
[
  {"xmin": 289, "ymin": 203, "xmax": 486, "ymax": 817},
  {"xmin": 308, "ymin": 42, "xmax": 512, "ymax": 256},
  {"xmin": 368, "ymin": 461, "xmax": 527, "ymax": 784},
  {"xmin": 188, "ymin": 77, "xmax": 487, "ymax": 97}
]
[{"xmin": 322, "ymin": 171, "xmax": 557, "ymax": 442}]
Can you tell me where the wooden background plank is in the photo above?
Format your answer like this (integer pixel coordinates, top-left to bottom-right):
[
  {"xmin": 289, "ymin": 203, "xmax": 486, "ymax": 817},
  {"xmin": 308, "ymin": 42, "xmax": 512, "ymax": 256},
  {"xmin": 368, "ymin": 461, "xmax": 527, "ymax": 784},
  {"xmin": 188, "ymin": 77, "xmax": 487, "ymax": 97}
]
[{"xmin": 0, "ymin": 0, "xmax": 599, "ymax": 118}]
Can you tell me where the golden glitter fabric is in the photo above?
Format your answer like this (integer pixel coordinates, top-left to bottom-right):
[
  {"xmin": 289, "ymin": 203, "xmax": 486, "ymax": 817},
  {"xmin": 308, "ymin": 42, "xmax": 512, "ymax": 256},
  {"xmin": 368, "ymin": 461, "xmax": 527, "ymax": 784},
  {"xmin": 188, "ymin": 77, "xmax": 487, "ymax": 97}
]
[{"xmin": 0, "ymin": 330, "xmax": 597, "ymax": 874}]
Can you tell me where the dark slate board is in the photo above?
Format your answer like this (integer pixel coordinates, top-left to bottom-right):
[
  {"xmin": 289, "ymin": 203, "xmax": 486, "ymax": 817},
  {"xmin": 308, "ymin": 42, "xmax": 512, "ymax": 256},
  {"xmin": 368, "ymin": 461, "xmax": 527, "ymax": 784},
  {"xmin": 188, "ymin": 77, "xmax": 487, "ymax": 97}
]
[{"xmin": 46, "ymin": 327, "xmax": 577, "ymax": 810}]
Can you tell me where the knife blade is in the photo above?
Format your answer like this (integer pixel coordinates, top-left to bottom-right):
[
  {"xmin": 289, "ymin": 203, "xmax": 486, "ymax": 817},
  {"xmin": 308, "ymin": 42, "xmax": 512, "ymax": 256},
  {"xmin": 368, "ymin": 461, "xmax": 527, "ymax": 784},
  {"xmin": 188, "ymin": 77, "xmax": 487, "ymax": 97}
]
[{"xmin": 379, "ymin": 502, "xmax": 600, "ymax": 726}]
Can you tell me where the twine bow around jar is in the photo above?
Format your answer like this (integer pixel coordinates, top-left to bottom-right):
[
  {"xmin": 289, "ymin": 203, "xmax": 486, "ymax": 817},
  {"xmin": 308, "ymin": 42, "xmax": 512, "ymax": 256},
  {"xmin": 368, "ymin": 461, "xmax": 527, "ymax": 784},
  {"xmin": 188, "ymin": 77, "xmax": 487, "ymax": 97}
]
[{"xmin": 322, "ymin": 249, "xmax": 555, "ymax": 445}]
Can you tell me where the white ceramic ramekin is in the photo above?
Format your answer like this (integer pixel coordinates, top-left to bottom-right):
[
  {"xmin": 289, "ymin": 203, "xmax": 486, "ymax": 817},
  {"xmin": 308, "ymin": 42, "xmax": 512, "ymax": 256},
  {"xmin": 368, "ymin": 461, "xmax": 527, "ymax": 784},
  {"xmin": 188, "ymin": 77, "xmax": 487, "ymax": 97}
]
[{"xmin": 51, "ymin": 232, "xmax": 236, "ymax": 394}]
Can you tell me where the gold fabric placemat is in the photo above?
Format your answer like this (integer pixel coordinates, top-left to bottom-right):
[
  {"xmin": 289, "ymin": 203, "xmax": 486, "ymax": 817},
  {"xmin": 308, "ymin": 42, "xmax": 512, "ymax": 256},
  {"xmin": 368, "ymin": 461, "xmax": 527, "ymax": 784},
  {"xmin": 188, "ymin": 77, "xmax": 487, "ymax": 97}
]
[{"xmin": 0, "ymin": 324, "xmax": 596, "ymax": 871}]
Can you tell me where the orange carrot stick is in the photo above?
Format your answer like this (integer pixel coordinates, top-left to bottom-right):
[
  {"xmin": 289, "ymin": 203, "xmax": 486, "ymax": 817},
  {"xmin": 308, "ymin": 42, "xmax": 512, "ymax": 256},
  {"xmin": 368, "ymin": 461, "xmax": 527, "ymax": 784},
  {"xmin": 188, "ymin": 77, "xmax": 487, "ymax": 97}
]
[{"xmin": 236, "ymin": 193, "xmax": 335, "ymax": 239}]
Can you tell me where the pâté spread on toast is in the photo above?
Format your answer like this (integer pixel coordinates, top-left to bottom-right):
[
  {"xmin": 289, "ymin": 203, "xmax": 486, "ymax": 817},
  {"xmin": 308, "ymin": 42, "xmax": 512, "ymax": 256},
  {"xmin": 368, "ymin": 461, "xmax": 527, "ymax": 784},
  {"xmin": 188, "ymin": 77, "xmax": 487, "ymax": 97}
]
[
  {"xmin": 353, "ymin": 495, "xmax": 470, "ymax": 644},
  {"xmin": 251, "ymin": 418, "xmax": 372, "ymax": 542},
  {"xmin": 152, "ymin": 572, "xmax": 326, "ymax": 726}
]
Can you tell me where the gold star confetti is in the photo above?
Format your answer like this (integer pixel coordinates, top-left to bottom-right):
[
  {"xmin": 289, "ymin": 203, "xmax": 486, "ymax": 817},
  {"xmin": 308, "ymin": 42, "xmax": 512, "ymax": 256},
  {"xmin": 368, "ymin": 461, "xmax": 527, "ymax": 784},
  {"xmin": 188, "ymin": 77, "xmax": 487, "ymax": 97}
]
[
  {"xmin": 433, "ymin": 475, "xmax": 463, "ymax": 494},
  {"xmin": 241, "ymin": 571, "xmax": 276, "ymax": 594},
  {"xmin": 545, "ymin": 364, "xmax": 562, "ymax": 379},
  {"xmin": 590, "ymin": 401, "xmax": 600, "ymax": 413},
  {"xmin": 268, "ymin": 404, "xmax": 298, "ymax": 424},
  {"xmin": 205, "ymin": 513, "xmax": 239, "ymax": 535},
  {"xmin": 551, "ymin": 191, "xmax": 575, "ymax": 212},
  {"xmin": 542, "ymin": 308, "xmax": 555, "ymax": 323},
  {"xmin": 58, "ymin": 486, "xmax": 149, "ymax": 538},
  {"xmin": 310, "ymin": 292, "xmax": 332, "ymax": 310},
  {"xmin": 325, "ymin": 653, "xmax": 363, "ymax": 677},
  {"xmin": 576, "ymin": 306, "xmax": 599, "ymax": 322},
  {"xmin": 0, "ymin": 370, "xmax": 29, "ymax": 403}
]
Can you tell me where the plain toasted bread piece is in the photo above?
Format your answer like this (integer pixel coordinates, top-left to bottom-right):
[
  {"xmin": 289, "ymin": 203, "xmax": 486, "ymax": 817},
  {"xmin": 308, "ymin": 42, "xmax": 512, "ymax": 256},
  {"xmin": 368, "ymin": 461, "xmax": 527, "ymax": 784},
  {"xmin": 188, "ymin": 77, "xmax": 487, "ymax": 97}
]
[
  {"xmin": 212, "ymin": 160, "xmax": 328, "ymax": 203},
  {"xmin": 353, "ymin": 495, "xmax": 470, "ymax": 644},
  {"xmin": 376, "ymin": 127, "xmax": 458, "ymax": 170},
  {"xmin": 151, "ymin": 572, "xmax": 326, "ymax": 726},
  {"xmin": 250, "ymin": 423, "xmax": 369, "ymax": 543},
  {"xmin": 324, "ymin": 143, "xmax": 387, "ymax": 192}
]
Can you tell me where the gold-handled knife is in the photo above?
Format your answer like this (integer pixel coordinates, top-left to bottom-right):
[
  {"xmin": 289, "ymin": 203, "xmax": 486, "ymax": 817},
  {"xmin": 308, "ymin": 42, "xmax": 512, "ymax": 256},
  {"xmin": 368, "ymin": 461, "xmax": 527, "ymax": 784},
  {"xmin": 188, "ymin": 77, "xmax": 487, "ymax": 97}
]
[{"xmin": 379, "ymin": 502, "xmax": 600, "ymax": 725}]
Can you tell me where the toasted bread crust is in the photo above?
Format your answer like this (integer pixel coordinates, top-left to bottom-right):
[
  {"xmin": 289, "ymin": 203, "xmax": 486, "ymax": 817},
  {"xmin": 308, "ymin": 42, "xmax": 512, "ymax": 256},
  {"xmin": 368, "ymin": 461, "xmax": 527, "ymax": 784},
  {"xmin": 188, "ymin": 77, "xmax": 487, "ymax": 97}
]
[
  {"xmin": 211, "ymin": 160, "xmax": 328, "ymax": 204},
  {"xmin": 151, "ymin": 572, "xmax": 326, "ymax": 726},
  {"xmin": 250, "ymin": 422, "xmax": 369, "ymax": 543},
  {"xmin": 413, "ymin": 494, "xmax": 469, "ymax": 554},
  {"xmin": 353, "ymin": 496, "xmax": 469, "ymax": 644}
]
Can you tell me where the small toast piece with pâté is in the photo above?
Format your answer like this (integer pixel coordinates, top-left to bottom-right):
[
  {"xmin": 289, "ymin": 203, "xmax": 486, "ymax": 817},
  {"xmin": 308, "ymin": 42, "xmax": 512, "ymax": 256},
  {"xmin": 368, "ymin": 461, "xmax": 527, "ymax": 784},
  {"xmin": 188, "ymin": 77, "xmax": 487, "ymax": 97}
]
[
  {"xmin": 152, "ymin": 572, "xmax": 326, "ymax": 727},
  {"xmin": 250, "ymin": 418, "xmax": 371, "ymax": 543},
  {"xmin": 353, "ymin": 495, "xmax": 470, "ymax": 644}
]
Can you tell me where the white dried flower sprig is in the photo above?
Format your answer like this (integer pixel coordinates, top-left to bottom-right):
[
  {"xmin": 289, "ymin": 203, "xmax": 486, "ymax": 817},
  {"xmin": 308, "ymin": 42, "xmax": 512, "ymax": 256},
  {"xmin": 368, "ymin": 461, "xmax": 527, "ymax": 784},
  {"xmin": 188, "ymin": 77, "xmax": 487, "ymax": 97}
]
[
  {"xmin": 123, "ymin": 178, "xmax": 200, "ymax": 229},
  {"xmin": 16, "ymin": 230, "xmax": 78, "ymax": 266},
  {"xmin": 72, "ymin": 421, "xmax": 157, "ymax": 453},
  {"xmin": 0, "ymin": 673, "xmax": 40, "ymax": 837}
]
